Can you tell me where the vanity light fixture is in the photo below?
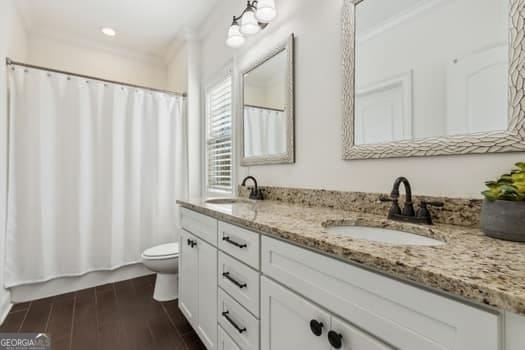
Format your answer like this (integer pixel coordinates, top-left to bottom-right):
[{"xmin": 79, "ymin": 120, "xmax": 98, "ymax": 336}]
[{"xmin": 226, "ymin": 0, "xmax": 277, "ymax": 48}]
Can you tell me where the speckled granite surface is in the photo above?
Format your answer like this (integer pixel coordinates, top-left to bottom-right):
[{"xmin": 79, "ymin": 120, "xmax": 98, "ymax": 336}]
[
  {"xmin": 177, "ymin": 197, "xmax": 525, "ymax": 316},
  {"xmin": 239, "ymin": 186, "xmax": 482, "ymax": 227}
]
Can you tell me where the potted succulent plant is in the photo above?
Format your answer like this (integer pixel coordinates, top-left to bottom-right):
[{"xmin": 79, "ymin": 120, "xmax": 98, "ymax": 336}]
[{"xmin": 481, "ymin": 162, "xmax": 525, "ymax": 242}]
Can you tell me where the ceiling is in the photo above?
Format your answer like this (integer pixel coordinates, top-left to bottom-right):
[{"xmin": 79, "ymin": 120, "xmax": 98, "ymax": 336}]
[{"xmin": 16, "ymin": 0, "xmax": 220, "ymax": 62}]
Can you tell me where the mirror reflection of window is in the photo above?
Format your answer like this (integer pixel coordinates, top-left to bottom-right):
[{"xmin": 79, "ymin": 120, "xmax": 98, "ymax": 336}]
[
  {"xmin": 354, "ymin": 0, "xmax": 509, "ymax": 145},
  {"xmin": 243, "ymin": 49, "xmax": 287, "ymax": 158}
]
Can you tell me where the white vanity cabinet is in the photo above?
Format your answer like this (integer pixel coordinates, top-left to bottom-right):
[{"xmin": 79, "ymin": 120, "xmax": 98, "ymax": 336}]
[
  {"xmin": 180, "ymin": 209, "xmax": 219, "ymax": 350},
  {"xmin": 179, "ymin": 229, "xmax": 199, "ymax": 323},
  {"xmin": 178, "ymin": 207, "xmax": 525, "ymax": 350},
  {"xmin": 261, "ymin": 236, "xmax": 500, "ymax": 350},
  {"xmin": 261, "ymin": 276, "xmax": 392, "ymax": 350},
  {"xmin": 216, "ymin": 220, "xmax": 262, "ymax": 350},
  {"xmin": 219, "ymin": 326, "xmax": 242, "ymax": 350}
]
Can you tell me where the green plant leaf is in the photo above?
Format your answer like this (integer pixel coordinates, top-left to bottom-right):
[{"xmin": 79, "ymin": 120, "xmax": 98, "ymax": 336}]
[
  {"xmin": 515, "ymin": 182, "xmax": 525, "ymax": 193},
  {"xmin": 497, "ymin": 174, "xmax": 514, "ymax": 184},
  {"xmin": 484, "ymin": 181, "xmax": 499, "ymax": 189},
  {"xmin": 515, "ymin": 162, "xmax": 525, "ymax": 171},
  {"xmin": 482, "ymin": 163, "xmax": 525, "ymax": 201},
  {"xmin": 499, "ymin": 185, "xmax": 520, "ymax": 200},
  {"xmin": 482, "ymin": 190, "xmax": 499, "ymax": 201},
  {"xmin": 512, "ymin": 172, "xmax": 525, "ymax": 182}
]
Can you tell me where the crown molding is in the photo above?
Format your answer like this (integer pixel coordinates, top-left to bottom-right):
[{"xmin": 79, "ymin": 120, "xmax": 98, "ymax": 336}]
[
  {"xmin": 357, "ymin": 0, "xmax": 451, "ymax": 44},
  {"xmin": 163, "ymin": 38, "xmax": 186, "ymax": 64}
]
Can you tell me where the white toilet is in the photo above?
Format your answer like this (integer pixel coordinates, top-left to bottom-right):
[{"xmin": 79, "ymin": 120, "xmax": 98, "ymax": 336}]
[{"xmin": 141, "ymin": 242, "xmax": 179, "ymax": 302}]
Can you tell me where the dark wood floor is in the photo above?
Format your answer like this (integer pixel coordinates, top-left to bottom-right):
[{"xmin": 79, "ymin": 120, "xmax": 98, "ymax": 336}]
[{"xmin": 0, "ymin": 275, "xmax": 206, "ymax": 350}]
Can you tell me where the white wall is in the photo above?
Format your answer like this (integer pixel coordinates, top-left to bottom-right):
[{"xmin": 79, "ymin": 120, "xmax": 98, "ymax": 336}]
[
  {"xmin": 26, "ymin": 33, "xmax": 168, "ymax": 90},
  {"xmin": 0, "ymin": 0, "xmax": 28, "ymax": 320},
  {"xmin": 198, "ymin": 0, "xmax": 524, "ymax": 198},
  {"xmin": 167, "ymin": 44, "xmax": 189, "ymax": 93}
]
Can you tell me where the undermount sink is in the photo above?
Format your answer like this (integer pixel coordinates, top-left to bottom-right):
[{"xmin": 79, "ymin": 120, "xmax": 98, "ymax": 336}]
[
  {"xmin": 325, "ymin": 225, "xmax": 444, "ymax": 246},
  {"xmin": 205, "ymin": 198, "xmax": 255, "ymax": 205}
]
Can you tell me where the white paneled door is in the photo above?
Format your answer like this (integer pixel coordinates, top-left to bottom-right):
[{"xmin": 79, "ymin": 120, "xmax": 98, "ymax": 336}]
[{"xmin": 447, "ymin": 45, "xmax": 508, "ymax": 135}]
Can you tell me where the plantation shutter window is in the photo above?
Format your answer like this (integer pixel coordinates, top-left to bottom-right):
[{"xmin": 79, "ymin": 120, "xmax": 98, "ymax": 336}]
[{"xmin": 206, "ymin": 76, "xmax": 233, "ymax": 193}]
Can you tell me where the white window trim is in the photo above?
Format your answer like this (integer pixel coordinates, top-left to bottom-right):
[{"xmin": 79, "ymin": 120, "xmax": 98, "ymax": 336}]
[{"xmin": 202, "ymin": 63, "xmax": 237, "ymax": 198}]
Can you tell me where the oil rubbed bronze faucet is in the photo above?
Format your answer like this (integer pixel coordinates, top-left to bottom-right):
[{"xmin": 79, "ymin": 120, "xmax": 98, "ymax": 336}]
[
  {"xmin": 380, "ymin": 177, "xmax": 444, "ymax": 225},
  {"xmin": 241, "ymin": 176, "xmax": 264, "ymax": 200}
]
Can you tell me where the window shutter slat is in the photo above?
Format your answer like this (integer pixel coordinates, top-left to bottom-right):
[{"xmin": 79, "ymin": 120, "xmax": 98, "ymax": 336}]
[{"xmin": 206, "ymin": 76, "xmax": 233, "ymax": 192}]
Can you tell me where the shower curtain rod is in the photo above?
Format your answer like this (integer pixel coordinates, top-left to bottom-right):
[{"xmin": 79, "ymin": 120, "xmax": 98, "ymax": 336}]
[{"xmin": 6, "ymin": 57, "xmax": 187, "ymax": 98}]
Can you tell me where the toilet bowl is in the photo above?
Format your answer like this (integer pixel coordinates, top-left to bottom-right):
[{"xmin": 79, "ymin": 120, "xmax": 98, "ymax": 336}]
[{"xmin": 141, "ymin": 243, "xmax": 179, "ymax": 302}]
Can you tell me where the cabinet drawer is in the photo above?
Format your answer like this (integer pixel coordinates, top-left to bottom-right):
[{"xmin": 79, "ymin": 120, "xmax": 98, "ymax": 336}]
[
  {"xmin": 331, "ymin": 315, "xmax": 393, "ymax": 350},
  {"xmin": 219, "ymin": 289, "xmax": 260, "ymax": 350},
  {"xmin": 219, "ymin": 252, "xmax": 260, "ymax": 317},
  {"xmin": 181, "ymin": 208, "xmax": 218, "ymax": 246},
  {"xmin": 219, "ymin": 326, "xmax": 241, "ymax": 350},
  {"xmin": 219, "ymin": 222, "xmax": 259, "ymax": 269},
  {"xmin": 261, "ymin": 236, "xmax": 500, "ymax": 350}
]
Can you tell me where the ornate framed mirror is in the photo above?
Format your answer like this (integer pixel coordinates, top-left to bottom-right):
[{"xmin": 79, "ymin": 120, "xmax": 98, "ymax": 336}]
[{"xmin": 342, "ymin": 0, "xmax": 525, "ymax": 159}]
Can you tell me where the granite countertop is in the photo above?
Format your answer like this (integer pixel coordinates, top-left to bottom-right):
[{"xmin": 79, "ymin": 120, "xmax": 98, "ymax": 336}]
[{"xmin": 177, "ymin": 198, "xmax": 525, "ymax": 316}]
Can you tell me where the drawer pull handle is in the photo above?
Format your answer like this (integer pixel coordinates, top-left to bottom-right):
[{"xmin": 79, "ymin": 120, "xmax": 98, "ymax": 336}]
[
  {"xmin": 222, "ymin": 311, "xmax": 247, "ymax": 334},
  {"xmin": 222, "ymin": 272, "xmax": 247, "ymax": 289},
  {"xmin": 222, "ymin": 236, "xmax": 247, "ymax": 249},
  {"xmin": 328, "ymin": 331, "xmax": 343, "ymax": 349},
  {"xmin": 310, "ymin": 319, "xmax": 324, "ymax": 337},
  {"xmin": 187, "ymin": 239, "xmax": 197, "ymax": 248}
]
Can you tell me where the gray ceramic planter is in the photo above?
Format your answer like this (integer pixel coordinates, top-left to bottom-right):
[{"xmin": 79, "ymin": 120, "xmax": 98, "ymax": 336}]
[{"xmin": 481, "ymin": 199, "xmax": 525, "ymax": 242}]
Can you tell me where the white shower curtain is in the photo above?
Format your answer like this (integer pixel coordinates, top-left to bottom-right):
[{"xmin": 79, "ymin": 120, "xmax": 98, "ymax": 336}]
[
  {"xmin": 5, "ymin": 66, "xmax": 188, "ymax": 287},
  {"xmin": 244, "ymin": 106, "xmax": 286, "ymax": 157}
]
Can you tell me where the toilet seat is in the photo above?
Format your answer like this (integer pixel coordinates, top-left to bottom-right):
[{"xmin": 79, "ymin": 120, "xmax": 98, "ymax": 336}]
[{"xmin": 142, "ymin": 243, "xmax": 179, "ymax": 260}]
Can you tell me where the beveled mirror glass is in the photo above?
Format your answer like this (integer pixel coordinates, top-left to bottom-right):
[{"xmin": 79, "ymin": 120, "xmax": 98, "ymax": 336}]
[
  {"xmin": 240, "ymin": 34, "xmax": 294, "ymax": 166},
  {"xmin": 342, "ymin": 0, "xmax": 525, "ymax": 159}
]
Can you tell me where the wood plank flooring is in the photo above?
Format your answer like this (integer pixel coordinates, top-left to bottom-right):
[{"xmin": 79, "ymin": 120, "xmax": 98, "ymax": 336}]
[{"xmin": 0, "ymin": 275, "xmax": 206, "ymax": 350}]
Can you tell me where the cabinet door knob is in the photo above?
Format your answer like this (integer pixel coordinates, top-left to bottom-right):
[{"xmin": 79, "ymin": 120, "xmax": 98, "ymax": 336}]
[
  {"xmin": 309, "ymin": 319, "xmax": 324, "ymax": 337},
  {"xmin": 328, "ymin": 330, "xmax": 343, "ymax": 349}
]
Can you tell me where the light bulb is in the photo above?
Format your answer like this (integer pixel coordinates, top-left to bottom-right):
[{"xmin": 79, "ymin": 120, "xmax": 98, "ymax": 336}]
[
  {"xmin": 101, "ymin": 27, "xmax": 117, "ymax": 37},
  {"xmin": 240, "ymin": 8, "xmax": 260, "ymax": 35},
  {"xmin": 255, "ymin": 0, "xmax": 277, "ymax": 23},
  {"xmin": 226, "ymin": 22, "xmax": 245, "ymax": 48}
]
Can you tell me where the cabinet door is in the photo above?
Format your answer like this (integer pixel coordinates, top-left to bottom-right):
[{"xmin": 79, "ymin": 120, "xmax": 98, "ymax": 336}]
[
  {"xmin": 219, "ymin": 326, "xmax": 241, "ymax": 350},
  {"xmin": 179, "ymin": 230, "xmax": 199, "ymax": 325},
  {"xmin": 261, "ymin": 277, "xmax": 331, "ymax": 350},
  {"xmin": 196, "ymin": 237, "xmax": 218, "ymax": 349},
  {"xmin": 330, "ymin": 316, "xmax": 393, "ymax": 350}
]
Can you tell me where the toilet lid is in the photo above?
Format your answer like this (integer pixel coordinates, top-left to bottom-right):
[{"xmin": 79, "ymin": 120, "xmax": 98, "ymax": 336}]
[{"xmin": 143, "ymin": 243, "xmax": 179, "ymax": 258}]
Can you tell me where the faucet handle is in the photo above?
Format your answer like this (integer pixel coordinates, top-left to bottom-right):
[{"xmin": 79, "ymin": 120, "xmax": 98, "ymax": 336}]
[
  {"xmin": 416, "ymin": 200, "xmax": 444, "ymax": 225},
  {"xmin": 420, "ymin": 200, "xmax": 444, "ymax": 208},
  {"xmin": 379, "ymin": 195, "xmax": 394, "ymax": 203}
]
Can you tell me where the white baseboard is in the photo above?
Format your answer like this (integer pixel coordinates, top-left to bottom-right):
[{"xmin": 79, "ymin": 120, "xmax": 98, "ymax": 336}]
[
  {"xmin": 0, "ymin": 290, "xmax": 12, "ymax": 325},
  {"xmin": 10, "ymin": 264, "xmax": 153, "ymax": 303}
]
